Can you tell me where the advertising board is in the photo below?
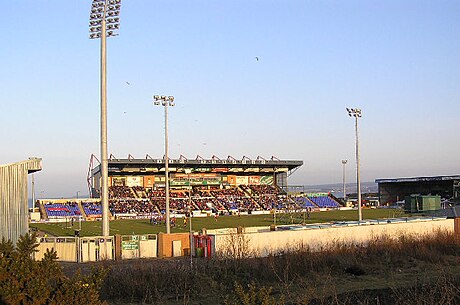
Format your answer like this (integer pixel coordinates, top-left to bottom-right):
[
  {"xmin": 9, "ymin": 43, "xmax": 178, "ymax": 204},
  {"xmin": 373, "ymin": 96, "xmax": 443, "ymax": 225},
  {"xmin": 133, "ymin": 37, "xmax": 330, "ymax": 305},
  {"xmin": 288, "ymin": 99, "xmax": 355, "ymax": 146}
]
[
  {"xmin": 249, "ymin": 176, "xmax": 261, "ymax": 185},
  {"xmin": 235, "ymin": 176, "xmax": 248, "ymax": 185},
  {"xmin": 143, "ymin": 176, "xmax": 155, "ymax": 188},
  {"xmin": 260, "ymin": 176, "xmax": 274, "ymax": 185},
  {"xmin": 127, "ymin": 176, "xmax": 142, "ymax": 187}
]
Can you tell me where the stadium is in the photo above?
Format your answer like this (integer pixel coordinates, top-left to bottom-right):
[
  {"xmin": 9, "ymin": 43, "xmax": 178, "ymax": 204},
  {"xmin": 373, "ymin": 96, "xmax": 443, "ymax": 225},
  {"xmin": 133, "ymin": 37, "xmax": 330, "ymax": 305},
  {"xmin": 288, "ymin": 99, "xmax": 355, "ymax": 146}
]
[{"xmin": 36, "ymin": 154, "xmax": 347, "ymax": 223}]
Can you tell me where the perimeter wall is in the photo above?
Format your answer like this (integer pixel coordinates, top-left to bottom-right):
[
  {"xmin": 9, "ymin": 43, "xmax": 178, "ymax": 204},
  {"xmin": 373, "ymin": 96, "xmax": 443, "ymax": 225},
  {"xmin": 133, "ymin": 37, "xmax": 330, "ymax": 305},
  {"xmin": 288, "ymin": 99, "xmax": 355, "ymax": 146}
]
[{"xmin": 211, "ymin": 218, "xmax": 453, "ymax": 257}]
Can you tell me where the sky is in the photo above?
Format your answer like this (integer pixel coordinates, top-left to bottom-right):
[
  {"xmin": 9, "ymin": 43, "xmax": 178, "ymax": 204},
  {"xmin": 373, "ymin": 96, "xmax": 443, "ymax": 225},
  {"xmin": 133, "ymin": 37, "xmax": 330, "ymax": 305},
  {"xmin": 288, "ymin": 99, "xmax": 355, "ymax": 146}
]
[{"xmin": 1, "ymin": 0, "xmax": 459, "ymax": 198}]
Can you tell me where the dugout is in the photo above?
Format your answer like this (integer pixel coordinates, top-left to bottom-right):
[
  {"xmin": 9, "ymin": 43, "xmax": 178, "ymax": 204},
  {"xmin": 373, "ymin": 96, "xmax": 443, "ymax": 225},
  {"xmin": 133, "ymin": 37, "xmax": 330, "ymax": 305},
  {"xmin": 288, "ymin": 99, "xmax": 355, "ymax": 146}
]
[{"xmin": 375, "ymin": 175, "xmax": 460, "ymax": 205}]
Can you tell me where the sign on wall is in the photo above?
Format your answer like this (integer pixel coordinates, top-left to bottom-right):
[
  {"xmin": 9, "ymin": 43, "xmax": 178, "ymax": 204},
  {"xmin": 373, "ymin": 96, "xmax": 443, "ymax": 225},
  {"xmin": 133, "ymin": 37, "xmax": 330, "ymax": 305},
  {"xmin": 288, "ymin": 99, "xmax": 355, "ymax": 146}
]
[
  {"xmin": 126, "ymin": 176, "xmax": 142, "ymax": 187},
  {"xmin": 122, "ymin": 241, "xmax": 139, "ymax": 250}
]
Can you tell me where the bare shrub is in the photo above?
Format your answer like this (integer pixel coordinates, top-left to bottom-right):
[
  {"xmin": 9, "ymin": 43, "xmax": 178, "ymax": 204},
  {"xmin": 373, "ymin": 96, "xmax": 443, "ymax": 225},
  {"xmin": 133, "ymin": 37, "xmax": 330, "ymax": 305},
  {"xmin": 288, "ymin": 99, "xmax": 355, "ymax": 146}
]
[
  {"xmin": 392, "ymin": 267, "xmax": 460, "ymax": 305},
  {"xmin": 223, "ymin": 282, "xmax": 285, "ymax": 305},
  {"xmin": 98, "ymin": 228, "xmax": 460, "ymax": 305},
  {"xmin": 101, "ymin": 259, "xmax": 200, "ymax": 304},
  {"xmin": 217, "ymin": 228, "xmax": 255, "ymax": 260}
]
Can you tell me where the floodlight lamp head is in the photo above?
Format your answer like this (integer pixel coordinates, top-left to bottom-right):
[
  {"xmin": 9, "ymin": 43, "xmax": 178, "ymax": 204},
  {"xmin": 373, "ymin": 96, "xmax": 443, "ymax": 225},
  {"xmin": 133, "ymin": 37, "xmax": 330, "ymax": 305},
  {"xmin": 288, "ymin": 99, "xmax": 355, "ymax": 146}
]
[
  {"xmin": 154, "ymin": 101, "xmax": 160, "ymax": 106},
  {"xmin": 168, "ymin": 96, "xmax": 174, "ymax": 101},
  {"xmin": 161, "ymin": 95, "xmax": 166, "ymax": 100},
  {"xmin": 89, "ymin": 33, "xmax": 101, "ymax": 39},
  {"xmin": 342, "ymin": 159, "xmax": 348, "ymax": 164},
  {"xmin": 169, "ymin": 101, "xmax": 175, "ymax": 107},
  {"xmin": 153, "ymin": 95, "xmax": 160, "ymax": 100}
]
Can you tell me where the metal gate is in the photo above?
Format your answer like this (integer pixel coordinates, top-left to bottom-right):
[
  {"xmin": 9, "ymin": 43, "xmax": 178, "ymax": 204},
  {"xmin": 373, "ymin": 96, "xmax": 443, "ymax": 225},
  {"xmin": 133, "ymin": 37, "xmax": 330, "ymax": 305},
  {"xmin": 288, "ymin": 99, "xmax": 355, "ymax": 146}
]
[{"xmin": 79, "ymin": 236, "xmax": 114, "ymax": 262}]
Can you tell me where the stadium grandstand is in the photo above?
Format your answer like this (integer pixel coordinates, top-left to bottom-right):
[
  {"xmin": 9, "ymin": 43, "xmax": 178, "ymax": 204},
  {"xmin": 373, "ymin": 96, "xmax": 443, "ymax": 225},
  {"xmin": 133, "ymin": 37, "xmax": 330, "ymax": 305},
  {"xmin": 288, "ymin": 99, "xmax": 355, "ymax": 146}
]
[{"xmin": 34, "ymin": 155, "xmax": 343, "ymax": 220}]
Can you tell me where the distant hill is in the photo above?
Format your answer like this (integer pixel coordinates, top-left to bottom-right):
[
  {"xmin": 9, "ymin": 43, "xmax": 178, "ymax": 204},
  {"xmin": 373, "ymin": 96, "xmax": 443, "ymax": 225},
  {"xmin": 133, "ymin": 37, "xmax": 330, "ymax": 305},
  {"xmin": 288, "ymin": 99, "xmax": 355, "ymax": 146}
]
[{"xmin": 288, "ymin": 182, "xmax": 378, "ymax": 197}]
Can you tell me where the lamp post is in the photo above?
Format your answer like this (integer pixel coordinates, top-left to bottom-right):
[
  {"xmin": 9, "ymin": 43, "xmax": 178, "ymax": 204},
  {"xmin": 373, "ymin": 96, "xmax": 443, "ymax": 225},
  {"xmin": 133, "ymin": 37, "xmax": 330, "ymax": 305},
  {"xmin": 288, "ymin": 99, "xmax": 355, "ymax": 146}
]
[
  {"xmin": 31, "ymin": 173, "xmax": 36, "ymax": 209},
  {"xmin": 185, "ymin": 169, "xmax": 193, "ymax": 267},
  {"xmin": 153, "ymin": 95, "xmax": 175, "ymax": 234},
  {"xmin": 341, "ymin": 160, "xmax": 347, "ymax": 204},
  {"xmin": 346, "ymin": 108, "xmax": 362, "ymax": 222},
  {"xmin": 89, "ymin": 0, "xmax": 122, "ymax": 237}
]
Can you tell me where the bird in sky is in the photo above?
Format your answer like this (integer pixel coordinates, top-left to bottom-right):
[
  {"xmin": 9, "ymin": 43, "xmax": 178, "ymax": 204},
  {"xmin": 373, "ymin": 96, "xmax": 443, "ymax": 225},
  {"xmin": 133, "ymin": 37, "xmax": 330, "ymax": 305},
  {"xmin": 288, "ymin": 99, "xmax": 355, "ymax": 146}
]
[
  {"xmin": 125, "ymin": 81, "xmax": 131, "ymax": 85},
  {"xmin": 255, "ymin": 57, "xmax": 259, "ymax": 61}
]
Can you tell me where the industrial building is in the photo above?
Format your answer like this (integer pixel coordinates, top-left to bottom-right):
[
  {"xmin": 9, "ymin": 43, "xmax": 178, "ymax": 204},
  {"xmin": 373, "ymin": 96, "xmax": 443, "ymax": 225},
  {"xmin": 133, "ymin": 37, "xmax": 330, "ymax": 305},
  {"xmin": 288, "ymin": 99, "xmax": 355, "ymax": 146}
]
[{"xmin": 375, "ymin": 175, "xmax": 460, "ymax": 205}]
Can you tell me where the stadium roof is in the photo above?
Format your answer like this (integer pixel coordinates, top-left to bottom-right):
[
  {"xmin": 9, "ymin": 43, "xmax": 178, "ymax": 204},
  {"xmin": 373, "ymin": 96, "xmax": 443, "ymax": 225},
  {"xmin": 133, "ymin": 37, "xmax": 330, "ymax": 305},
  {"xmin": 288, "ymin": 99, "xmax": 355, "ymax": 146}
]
[
  {"xmin": 90, "ymin": 154, "xmax": 303, "ymax": 176},
  {"xmin": 375, "ymin": 175, "xmax": 460, "ymax": 184},
  {"xmin": 0, "ymin": 158, "xmax": 42, "ymax": 174}
]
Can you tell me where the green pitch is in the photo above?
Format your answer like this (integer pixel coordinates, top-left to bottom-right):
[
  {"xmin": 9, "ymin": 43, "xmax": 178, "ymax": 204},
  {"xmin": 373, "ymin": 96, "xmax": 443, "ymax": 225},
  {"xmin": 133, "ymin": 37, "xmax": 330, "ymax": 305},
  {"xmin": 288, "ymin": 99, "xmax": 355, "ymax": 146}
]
[{"xmin": 30, "ymin": 208, "xmax": 406, "ymax": 237}]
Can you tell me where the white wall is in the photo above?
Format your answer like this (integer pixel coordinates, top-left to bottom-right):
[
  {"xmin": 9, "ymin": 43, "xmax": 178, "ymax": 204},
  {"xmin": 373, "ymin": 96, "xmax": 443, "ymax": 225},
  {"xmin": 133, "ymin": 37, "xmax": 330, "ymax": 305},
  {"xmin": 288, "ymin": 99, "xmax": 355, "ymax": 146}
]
[{"xmin": 213, "ymin": 218, "xmax": 453, "ymax": 257}]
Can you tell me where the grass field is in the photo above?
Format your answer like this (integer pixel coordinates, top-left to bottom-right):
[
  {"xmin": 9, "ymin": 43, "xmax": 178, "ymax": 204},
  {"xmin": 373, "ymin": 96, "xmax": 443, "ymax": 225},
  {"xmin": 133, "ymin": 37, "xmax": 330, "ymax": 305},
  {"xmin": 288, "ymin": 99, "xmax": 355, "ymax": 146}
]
[{"xmin": 30, "ymin": 208, "xmax": 406, "ymax": 237}]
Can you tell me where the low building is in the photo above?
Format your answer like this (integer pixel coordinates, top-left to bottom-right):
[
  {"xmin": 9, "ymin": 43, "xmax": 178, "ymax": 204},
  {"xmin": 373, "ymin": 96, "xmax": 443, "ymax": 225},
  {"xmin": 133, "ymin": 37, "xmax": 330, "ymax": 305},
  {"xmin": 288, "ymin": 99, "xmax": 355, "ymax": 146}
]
[{"xmin": 375, "ymin": 175, "xmax": 460, "ymax": 205}]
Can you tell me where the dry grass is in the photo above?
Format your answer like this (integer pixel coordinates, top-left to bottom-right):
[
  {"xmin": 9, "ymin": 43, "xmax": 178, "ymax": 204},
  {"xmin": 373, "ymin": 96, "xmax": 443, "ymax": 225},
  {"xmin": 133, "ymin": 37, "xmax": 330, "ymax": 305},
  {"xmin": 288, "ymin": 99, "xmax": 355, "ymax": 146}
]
[{"xmin": 61, "ymin": 229, "xmax": 460, "ymax": 305}]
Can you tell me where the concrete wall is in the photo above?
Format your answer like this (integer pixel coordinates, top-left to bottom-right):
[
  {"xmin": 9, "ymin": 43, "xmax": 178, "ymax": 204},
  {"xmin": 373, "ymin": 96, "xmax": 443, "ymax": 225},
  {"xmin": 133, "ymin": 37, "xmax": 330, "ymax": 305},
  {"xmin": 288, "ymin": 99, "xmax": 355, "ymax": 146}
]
[
  {"xmin": 35, "ymin": 237, "xmax": 78, "ymax": 262},
  {"xmin": 454, "ymin": 218, "xmax": 460, "ymax": 237},
  {"xmin": 35, "ymin": 236, "xmax": 113, "ymax": 262},
  {"xmin": 213, "ymin": 218, "xmax": 453, "ymax": 257}
]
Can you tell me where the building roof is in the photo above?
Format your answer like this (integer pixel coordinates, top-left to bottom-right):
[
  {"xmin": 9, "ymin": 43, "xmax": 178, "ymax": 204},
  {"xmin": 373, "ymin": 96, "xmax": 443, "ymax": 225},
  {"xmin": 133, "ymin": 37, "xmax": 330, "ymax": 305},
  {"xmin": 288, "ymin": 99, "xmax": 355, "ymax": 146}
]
[
  {"xmin": 0, "ymin": 158, "xmax": 42, "ymax": 173},
  {"xmin": 90, "ymin": 155, "xmax": 303, "ymax": 176},
  {"xmin": 375, "ymin": 175, "xmax": 460, "ymax": 184}
]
